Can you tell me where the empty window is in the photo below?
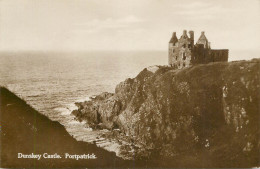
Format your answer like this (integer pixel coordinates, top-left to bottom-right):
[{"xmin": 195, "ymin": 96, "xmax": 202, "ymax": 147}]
[
  {"xmin": 183, "ymin": 44, "xmax": 186, "ymax": 48},
  {"xmin": 183, "ymin": 52, "xmax": 186, "ymax": 60},
  {"xmin": 183, "ymin": 63, "xmax": 186, "ymax": 67},
  {"xmin": 175, "ymin": 55, "xmax": 178, "ymax": 60},
  {"xmin": 172, "ymin": 49, "xmax": 175, "ymax": 53}
]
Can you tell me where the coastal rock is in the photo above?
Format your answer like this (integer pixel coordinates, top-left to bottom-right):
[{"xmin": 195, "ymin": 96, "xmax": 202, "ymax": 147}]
[{"xmin": 72, "ymin": 59, "xmax": 260, "ymax": 167}]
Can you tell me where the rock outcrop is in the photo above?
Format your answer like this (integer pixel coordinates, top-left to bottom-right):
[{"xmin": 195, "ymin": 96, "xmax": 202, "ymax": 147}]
[{"xmin": 72, "ymin": 59, "xmax": 260, "ymax": 167}]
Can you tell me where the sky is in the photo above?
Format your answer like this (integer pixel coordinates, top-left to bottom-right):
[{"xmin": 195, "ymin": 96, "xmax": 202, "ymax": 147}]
[{"xmin": 0, "ymin": 0, "xmax": 260, "ymax": 52}]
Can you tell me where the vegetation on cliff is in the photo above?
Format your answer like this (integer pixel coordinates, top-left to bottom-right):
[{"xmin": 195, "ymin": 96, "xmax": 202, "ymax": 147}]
[{"xmin": 72, "ymin": 59, "xmax": 260, "ymax": 167}]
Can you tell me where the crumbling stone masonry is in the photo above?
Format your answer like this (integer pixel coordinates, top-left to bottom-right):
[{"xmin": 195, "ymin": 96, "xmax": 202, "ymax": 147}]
[{"xmin": 168, "ymin": 30, "xmax": 228, "ymax": 68}]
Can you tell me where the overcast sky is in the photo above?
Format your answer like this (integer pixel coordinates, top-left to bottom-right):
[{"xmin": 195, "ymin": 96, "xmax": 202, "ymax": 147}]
[{"xmin": 0, "ymin": 0, "xmax": 259, "ymax": 52}]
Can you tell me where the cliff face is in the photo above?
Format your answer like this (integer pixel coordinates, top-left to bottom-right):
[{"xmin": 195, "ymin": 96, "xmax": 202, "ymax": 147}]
[{"xmin": 73, "ymin": 59, "xmax": 260, "ymax": 167}]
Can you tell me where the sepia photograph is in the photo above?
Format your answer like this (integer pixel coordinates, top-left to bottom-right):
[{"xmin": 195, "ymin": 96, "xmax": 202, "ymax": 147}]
[{"xmin": 0, "ymin": 0, "xmax": 259, "ymax": 168}]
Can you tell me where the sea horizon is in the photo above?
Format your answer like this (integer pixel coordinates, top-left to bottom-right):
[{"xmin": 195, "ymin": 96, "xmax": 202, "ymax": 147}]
[{"xmin": 0, "ymin": 49, "xmax": 259, "ymax": 60}]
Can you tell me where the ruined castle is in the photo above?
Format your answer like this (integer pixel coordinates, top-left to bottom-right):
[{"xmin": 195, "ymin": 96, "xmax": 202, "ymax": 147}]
[{"xmin": 168, "ymin": 30, "xmax": 228, "ymax": 68}]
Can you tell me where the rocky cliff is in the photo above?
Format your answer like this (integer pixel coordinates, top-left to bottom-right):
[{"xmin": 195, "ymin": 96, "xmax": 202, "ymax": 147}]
[{"xmin": 72, "ymin": 59, "xmax": 260, "ymax": 167}]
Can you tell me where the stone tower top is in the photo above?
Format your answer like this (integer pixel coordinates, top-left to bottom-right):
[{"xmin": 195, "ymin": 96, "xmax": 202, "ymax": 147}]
[
  {"xmin": 181, "ymin": 30, "xmax": 188, "ymax": 39},
  {"xmin": 196, "ymin": 31, "xmax": 209, "ymax": 48},
  {"xmin": 169, "ymin": 32, "xmax": 178, "ymax": 44}
]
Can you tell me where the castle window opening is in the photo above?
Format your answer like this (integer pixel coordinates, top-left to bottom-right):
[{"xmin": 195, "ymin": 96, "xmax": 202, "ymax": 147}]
[{"xmin": 183, "ymin": 52, "xmax": 186, "ymax": 60}]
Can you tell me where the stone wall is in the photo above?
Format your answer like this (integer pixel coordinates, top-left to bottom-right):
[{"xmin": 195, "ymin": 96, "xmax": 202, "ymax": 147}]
[
  {"xmin": 210, "ymin": 49, "xmax": 229, "ymax": 62},
  {"xmin": 191, "ymin": 46, "xmax": 229, "ymax": 65}
]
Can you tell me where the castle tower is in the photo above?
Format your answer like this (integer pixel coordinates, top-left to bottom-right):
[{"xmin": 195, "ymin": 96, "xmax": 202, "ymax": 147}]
[
  {"xmin": 196, "ymin": 31, "xmax": 209, "ymax": 48},
  {"xmin": 168, "ymin": 30, "xmax": 193, "ymax": 68},
  {"xmin": 168, "ymin": 32, "xmax": 178, "ymax": 67}
]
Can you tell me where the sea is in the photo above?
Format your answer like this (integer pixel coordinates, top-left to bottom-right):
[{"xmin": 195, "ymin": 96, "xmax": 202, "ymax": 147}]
[{"xmin": 0, "ymin": 50, "xmax": 258, "ymax": 158}]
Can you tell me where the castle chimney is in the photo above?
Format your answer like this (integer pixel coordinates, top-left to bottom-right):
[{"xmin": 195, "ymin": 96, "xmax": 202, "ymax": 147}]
[
  {"xmin": 183, "ymin": 30, "xmax": 187, "ymax": 35},
  {"xmin": 189, "ymin": 30, "xmax": 194, "ymax": 47}
]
